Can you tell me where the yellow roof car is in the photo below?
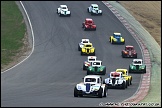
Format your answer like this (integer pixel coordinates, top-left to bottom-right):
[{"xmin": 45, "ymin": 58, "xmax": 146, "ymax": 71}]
[
  {"xmin": 81, "ymin": 43, "xmax": 95, "ymax": 56},
  {"xmin": 116, "ymin": 69, "xmax": 132, "ymax": 86}
]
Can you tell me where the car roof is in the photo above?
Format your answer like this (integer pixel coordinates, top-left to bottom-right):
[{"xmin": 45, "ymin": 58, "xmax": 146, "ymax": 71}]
[
  {"xmin": 84, "ymin": 75, "xmax": 101, "ymax": 79},
  {"xmin": 88, "ymin": 56, "xmax": 97, "ymax": 59},
  {"xmin": 60, "ymin": 5, "xmax": 67, "ymax": 7},
  {"xmin": 85, "ymin": 18, "xmax": 93, "ymax": 21},
  {"xmin": 114, "ymin": 32, "xmax": 121, "ymax": 35},
  {"xmin": 133, "ymin": 59, "xmax": 142, "ymax": 61},
  {"xmin": 91, "ymin": 4, "xmax": 98, "ymax": 7},
  {"xmin": 116, "ymin": 69, "xmax": 128, "ymax": 71},
  {"xmin": 110, "ymin": 71, "xmax": 122, "ymax": 75},
  {"xmin": 82, "ymin": 39, "xmax": 89, "ymax": 42},
  {"xmin": 92, "ymin": 60, "xmax": 102, "ymax": 62},
  {"xmin": 126, "ymin": 45, "xmax": 134, "ymax": 47},
  {"xmin": 84, "ymin": 43, "xmax": 92, "ymax": 45}
]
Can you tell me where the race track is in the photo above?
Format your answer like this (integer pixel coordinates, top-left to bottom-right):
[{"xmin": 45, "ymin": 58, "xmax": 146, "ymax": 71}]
[{"xmin": 1, "ymin": 1, "xmax": 142, "ymax": 107}]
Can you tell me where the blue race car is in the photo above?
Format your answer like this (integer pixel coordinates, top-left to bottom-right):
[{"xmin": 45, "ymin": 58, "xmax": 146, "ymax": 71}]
[{"xmin": 109, "ymin": 32, "xmax": 125, "ymax": 44}]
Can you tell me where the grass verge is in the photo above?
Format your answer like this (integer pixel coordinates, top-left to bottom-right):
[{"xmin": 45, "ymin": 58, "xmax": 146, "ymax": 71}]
[{"xmin": 1, "ymin": 1, "xmax": 26, "ymax": 69}]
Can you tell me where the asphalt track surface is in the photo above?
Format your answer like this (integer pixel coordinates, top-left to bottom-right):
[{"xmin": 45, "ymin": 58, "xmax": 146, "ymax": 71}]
[{"xmin": 1, "ymin": 1, "xmax": 143, "ymax": 107}]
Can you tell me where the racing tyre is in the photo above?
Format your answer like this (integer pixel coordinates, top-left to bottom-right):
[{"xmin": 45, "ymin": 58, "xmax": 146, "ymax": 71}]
[
  {"xmin": 98, "ymin": 87, "xmax": 103, "ymax": 98},
  {"xmin": 112, "ymin": 40, "xmax": 114, "ymax": 44},
  {"xmin": 125, "ymin": 81, "xmax": 128, "ymax": 88},
  {"xmin": 103, "ymin": 86, "xmax": 107, "ymax": 97},
  {"xmin": 127, "ymin": 79, "xmax": 130, "ymax": 86},
  {"xmin": 143, "ymin": 68, "xmax": 146, "ymax": 73},
  {"xmin": 84, "ymin": 27, "xmax": 86, "ymax": 31},
  {"xmin": 81, "ymin": 51, "xmax": 83, "ymax": 56},
  {"xmin": 122, "ymin": 52, "xmax": 125, "ymax": 58},
  {"xmin": 74, "ymin": 87, "xmax": 78, "ymax": 97},
  {"xmin": 103, "ymin": 68, "xmax": 106, "ymax": 75},
  {"xmin": 122, "ymin": 81, "xmax": 126, "ymax": 89},
  {"xmin": 83, "ymin": 64, "xmax": 86, "ymax": 70},
  {"xmin": 134, "ymin": 54, "xmax": 137, "ymax": 58},
  {"xmin": 78, "ymin": 44, "xmax": 80, "ymax": 51},
  {"xmin": 129, "ymin": 67, "xmax": 132, "ymax": 73},
  {"xmin": 87, "ymin": 8, "xmax": 89, "ymax": 12},
  {"xmin": 123, "ymin": 40, "xmax": 125, "ymax": 45},
  {"xmin": 92, "ymin": 51, "xmax": 95, "ymax": 56},
  {"xmin": 130, "ymin": 77, "xmax": 132, "ymax": 85},
  {"xmin": 103, "ymin": 80, "xmax": 106, "ymax": 84},
  {"xmin": 94, "ymin": 28, "xmax": 96, "ymax": 31},
  {"xmin": 87, "ymin": 70, "xmax": 91, "ymax": 75},
  {"xmin": 57, "ymin": 9, "xmax": 58, "ymax": 14},
  {"xmin": 109, "ymin": 37, "xmax": 111, "ymax": 42}
]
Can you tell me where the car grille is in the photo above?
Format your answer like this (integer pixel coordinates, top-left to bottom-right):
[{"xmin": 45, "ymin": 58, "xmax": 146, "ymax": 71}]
[
  {"xmin": 86, "ymin": 83, "xmax": 90, "ymax": 92},
  {"xmin": 112, "ymin": 78, "xmax": 115, "ymax": 84},
  {"xmin": 94, "ymin": 66, "xmax": 98, "ymax": 71},
  {"xmin": 136, "ymin": 65, "xmax": 139, "ymax": 70},
  {"xmin": 87, "ymin": 49, "xmax": 90, "ymax": 53}
]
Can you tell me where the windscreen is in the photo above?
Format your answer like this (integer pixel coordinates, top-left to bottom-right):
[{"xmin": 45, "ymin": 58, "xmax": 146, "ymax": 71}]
[{"xmin": 85, "ymin": 78, "xmax": 96, "ymax": 82}]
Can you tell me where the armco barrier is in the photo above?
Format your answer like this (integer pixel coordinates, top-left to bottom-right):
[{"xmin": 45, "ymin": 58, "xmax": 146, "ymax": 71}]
[{"xmin": 102, "ymin": 1, "xmax": 152, "ymax": 107}]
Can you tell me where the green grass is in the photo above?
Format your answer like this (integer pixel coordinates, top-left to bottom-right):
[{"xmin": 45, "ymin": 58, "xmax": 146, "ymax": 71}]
[{"xmin": 1, "ymin": 1, "xmax": 26, "ymax": 66}]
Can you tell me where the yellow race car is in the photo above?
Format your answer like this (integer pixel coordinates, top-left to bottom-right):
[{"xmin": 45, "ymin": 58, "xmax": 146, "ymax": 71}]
[
  {"xmin": 109, "ymin": 32, "xmax": 125, "ymax": 44},
  {"xmin": 81, "ymin": 43, "xmax": 95, "ymax": 56},
  {"xmin": 116, "ymin": 69, "xmax": 132, "ymax": 86}
]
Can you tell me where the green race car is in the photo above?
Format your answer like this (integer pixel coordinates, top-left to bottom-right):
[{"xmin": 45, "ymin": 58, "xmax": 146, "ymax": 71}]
[
  {"xmin": 87, "ymin": 60, "xmax": 106, "ymax": 75},
  {"xmin": 129, "ymin": 59, "xmax": 146, "ymax": 73}
]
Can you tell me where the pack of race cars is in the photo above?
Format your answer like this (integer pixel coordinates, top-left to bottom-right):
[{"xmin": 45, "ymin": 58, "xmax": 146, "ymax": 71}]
[{"xmin": 56, "ymin": 4, "xmax": 146, "ymax": 98}]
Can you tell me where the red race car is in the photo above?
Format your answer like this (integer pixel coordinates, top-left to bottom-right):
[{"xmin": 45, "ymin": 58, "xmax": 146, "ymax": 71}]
[
  {"xmin": 121, "ymin": 45, "xmax": 137, "ymax": 58},
  {"xmin": 82, "ymin": 18, "xmax": 96, "ymax": 31}
]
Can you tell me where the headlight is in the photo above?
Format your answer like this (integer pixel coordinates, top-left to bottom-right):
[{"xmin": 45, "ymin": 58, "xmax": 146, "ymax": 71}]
[
  {"xmin": 113, "ymin": 38, "xmax": 117, "ymax": 41},
  {"xmin": 141, "ymin": 67, "xmax": 145, "ymax": 69},
  {"xmin": 78, "ymin": 86, "xmax": 81, "ymax": 89}
]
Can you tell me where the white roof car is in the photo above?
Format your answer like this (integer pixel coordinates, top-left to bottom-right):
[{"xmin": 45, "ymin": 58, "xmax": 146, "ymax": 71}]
[
  {"xmin": 132, "ymin": 59, "xmax": 143, "ymax": 65},
  {"xmin": 114, "ymin": 32, "xmax": 121, "ymax": 35},
  {"xmin": 78, "ymin": 39, "xmax": 91, "ymax": 51},
  {"xmin": 74, "ymin": 75, "xmax": 107, "ymax": 98},
  {"xmin": 57, "ymin": 5, "xmax": 71, "ymax": 16},
  {"xmin": 87, "ymin": 4, "xmax": 102, "ymax": 15},
  {"xmin": 91, "ymin": 60, "xmax": 102, "ymax": 67},
  {"xmin": 83, "ymin": 56, "xmax": 97, "ymax": 70},
  {"xmin": 60, "ymin": 5, "xmax": 68, "ymax": 9}
]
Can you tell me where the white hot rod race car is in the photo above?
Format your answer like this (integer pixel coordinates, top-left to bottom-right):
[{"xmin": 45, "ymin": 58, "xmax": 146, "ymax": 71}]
[
  {"xmin": 83, "ymin": 56, "xmax": 97, "ymax": 70},
  {"xmin": 103, "ymin": 71, "xmax": 127, "ymax": 89},
  {"xmin": 74, "ymin": 75, "xmax": 107, "ymax": 98},
  {"xmin": 87, "ymin": 4, "xmax": 102, "ymax": 15},
  {"xmin": 57, "ymin": 5, "xmax": 71, "ymax": 16},
  {"xmin": 78, "ymin": 39, "xmax": 90, "ymax": 51}
]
